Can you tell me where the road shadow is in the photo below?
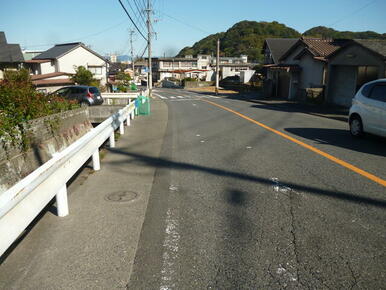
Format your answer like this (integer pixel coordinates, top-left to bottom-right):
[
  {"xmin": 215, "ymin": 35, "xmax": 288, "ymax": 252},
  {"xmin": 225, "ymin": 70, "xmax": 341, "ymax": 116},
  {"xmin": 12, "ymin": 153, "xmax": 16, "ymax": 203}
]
[
  {"xmin": 107, "ymin": 148, "xmax": 386, "ymax": 209},
  {"xmin": 250, "ymin": 101, "xmax": 348, "ymax": 123},
  {"xmin": 187, "ymin": 88, "xmax": 349, "ymax": 123},
  {"xmin": 285, "ymin": 127, "xmax": 386, "ymax": 157}
]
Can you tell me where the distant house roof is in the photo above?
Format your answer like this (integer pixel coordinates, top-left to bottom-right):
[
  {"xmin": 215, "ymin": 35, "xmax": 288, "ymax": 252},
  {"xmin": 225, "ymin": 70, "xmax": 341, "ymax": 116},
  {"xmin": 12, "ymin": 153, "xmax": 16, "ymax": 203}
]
[
  {"xmin": 353, "ymin": 39, "xmax": 386, "ymax": 58},
  {"xmin": 280, "ymin": 38, "xmax": 350, "ymax": 62},
  {"xmin": 263, "ymin": 38, "xmax": 298, "ymax": 63},
  {"xmin": 31, "ymin": 72, "xmax": 72, "ymax": 81},
  {"xmin": 33, "ymin": 42, "xmax": 107, "ymax": 62},
  {"xmin": 0, "ymin": 31, "xmax": 24, "ymax": 63}
]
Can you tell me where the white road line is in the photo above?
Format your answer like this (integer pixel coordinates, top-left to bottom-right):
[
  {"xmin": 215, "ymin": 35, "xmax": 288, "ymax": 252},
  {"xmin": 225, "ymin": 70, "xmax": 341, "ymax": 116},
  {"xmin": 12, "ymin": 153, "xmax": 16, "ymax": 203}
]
[
  {"xmin": 205, "ymin": 95, "xmax": 220, "ymax": 99},
  {"xmin": 176, "ymin": 96, "xmax": 185, "ymax": 99},
  {"xmin": 160, "ymin": 208, "xmax": 180, "ymax": 290},
  {"xmin": 170, "ymin": 96, "xmax": 176, "ymax": 99},
  {"xmin": 154, "ymin": 93, "xmax": 167, "ymax": 99}
]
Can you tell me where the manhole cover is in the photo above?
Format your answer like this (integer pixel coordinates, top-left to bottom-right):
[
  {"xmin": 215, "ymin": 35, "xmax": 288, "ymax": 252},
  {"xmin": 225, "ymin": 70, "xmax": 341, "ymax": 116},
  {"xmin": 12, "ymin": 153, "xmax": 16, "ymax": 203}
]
[{"xmin": 105, "ymin": 191, "xmax": 138, "ymax": 202}]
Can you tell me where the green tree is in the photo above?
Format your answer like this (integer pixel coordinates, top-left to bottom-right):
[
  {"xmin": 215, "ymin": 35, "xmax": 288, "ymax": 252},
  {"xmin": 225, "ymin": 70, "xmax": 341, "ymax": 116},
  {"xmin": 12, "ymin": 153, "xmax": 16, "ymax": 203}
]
[
  {"xmin": 116, "ymin": 71, "xmax": 131, "ymax": 86},
  {"xmin": 71, "ymin": 66, "xmax": 95, "ymax": 85}
]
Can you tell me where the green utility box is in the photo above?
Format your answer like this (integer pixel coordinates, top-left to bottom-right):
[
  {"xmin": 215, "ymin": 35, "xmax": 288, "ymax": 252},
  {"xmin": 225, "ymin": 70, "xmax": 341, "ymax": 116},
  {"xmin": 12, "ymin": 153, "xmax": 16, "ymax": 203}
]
[
  {"xmin": 130, "ymin": 83, "xmax": 137, "ymax": 91},
  {"xmin": 136, "ymin": 95, "xmax": 150, "ymax": 116}
]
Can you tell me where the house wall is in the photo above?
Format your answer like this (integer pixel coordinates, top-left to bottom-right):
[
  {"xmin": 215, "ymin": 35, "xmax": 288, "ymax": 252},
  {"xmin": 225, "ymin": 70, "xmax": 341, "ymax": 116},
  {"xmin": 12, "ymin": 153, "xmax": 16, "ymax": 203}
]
[
  {"xmin": 326, "ymin": 44, "xmax": 386, "ymax": 107},
  {"xmin": 284, "ymin": 46, "xmax": 324, "ymax": 89},
  {"xmin": 40, "ymin": 61, "xmax": 56, "ymax": 74},
  {"xmin": 58, "ymin": 46, "xmax": 107, "ymax": 85}
]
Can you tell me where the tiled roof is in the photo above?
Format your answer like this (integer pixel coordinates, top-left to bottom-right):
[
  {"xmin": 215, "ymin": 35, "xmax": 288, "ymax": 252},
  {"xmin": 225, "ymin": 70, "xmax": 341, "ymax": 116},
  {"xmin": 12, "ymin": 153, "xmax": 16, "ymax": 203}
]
[
  {"xmin": 0, "ymin": 31, "xmax": 24, "ymax": 63},
  {"xmin": 354, "ymin": 39, "xmax": 386, "ymax": 57},
  {"xmin": 31, "ymin": 72, "xmax": 72, "ymax": 80},
  {"xmin": 34, "ymin": 43, "xmax": 81, "ymax": 60},
  {"xmin": 302, "ymin": 38, "xmax": 349, "ymax": 57},
  {"xmin": 32, "ymin": 78, "xmax": 74, "ymax": 86},
  {"xmin": 24, "ymin": 59, "xmax": 51, "ymax": 63},
  {"xmin": 264, "ymin": 38, "xmax": 298, "ymax": 63},
  {"xmin": 33, "ymin": 42, "xmax": 107, "ymax": 62}
]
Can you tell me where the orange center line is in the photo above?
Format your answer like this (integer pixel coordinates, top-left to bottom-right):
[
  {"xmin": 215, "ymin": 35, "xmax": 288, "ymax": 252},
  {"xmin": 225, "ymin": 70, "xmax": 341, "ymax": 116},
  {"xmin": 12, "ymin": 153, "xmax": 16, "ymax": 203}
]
[{"xmin": 202, "ymin": 99, "xmax": 386, "ymax": 187}]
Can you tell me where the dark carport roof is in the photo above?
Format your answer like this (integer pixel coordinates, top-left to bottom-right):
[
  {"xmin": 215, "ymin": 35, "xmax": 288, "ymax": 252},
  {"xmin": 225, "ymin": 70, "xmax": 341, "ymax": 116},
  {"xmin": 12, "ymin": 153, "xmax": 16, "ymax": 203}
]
[
  {"xmin": 263, "ymin": 38, "xmax": 298, "ymax": 64},
  {"xmin": 0, "ymin": 31, "xmax": 24, "ymax": 63},
  {"xmin": 354, "ymin": 39, "xmax": 386, "ymax": 58}
]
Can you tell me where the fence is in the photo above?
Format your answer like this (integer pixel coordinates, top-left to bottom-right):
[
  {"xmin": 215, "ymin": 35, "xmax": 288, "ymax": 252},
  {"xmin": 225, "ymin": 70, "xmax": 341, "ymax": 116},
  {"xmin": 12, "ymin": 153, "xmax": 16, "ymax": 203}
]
[{"xmin": 0, "ymin": 101, "xmax": 136, "ymax": 256}]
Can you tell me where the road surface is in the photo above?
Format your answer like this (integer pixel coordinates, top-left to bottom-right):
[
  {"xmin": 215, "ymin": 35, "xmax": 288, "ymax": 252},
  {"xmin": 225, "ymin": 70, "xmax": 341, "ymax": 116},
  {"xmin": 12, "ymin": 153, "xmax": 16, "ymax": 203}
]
[{"xmin": 128, "ymin": 88, "xmax": 386, "ymax": 289}]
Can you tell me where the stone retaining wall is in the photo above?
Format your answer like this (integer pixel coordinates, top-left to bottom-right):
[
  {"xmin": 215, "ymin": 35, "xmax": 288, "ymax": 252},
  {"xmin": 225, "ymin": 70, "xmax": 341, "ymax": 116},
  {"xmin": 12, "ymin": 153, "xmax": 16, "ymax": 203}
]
[{"xmin": 0, "ymin": 108, "xmax": 92, "ymax": 193}]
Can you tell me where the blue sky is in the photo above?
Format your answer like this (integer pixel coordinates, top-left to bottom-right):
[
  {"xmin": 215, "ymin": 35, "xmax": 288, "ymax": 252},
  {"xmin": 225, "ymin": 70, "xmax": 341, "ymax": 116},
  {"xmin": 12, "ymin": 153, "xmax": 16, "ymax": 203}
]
[{"xmin": 1, "ymin": 0, "xmax": 385, "ymax": 58}]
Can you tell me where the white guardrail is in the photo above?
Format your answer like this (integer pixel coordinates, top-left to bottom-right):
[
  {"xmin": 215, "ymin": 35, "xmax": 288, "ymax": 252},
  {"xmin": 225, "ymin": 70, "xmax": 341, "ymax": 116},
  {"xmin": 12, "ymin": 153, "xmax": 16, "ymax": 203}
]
[{"xmin": 0, "ymin": 101, "xmax": 136, "ymax": 256}]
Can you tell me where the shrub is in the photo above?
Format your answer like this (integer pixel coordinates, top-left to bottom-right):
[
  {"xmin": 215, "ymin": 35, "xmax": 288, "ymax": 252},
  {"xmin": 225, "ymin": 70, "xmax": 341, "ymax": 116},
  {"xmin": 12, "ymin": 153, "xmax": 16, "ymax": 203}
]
[
  {"xmin": 71, "ymin": 66, "xmax": 97, "ymax": 86},
  {"xmin": 0, "ymin": 69, "xmax": 79, "ymax": 144}
]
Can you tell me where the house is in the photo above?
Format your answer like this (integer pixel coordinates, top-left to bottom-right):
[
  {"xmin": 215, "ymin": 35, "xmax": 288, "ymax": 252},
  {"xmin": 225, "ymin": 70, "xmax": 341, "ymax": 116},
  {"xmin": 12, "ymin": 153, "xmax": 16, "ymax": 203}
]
[
  {"xmin": 25, "ymin": 42, "xmax": 109, "ymax": 93},
  {"xmin": 275, "ymin": 37, "xmax": 349, "ymax": 100},
  {"xmin": 0, "ymin": 31, "xmax": 24, "ymax": 79},
  {"xmin": 261, "ymin": 38, "xmax": 298, "ymax": 97},
  {"xmin": 149, "ymin": 55, "xmax": 212, "ymax": 83},
  {"xmin": 148, "ymin": 54, "xmax": 255, "ymax": 85},
  {"xmin": 325, "ymin": 39, "xmax": 386, "ymax": 107},
  {"xmin": 263, "ymin": 37, "xmax": 386, "ymax": 107}
]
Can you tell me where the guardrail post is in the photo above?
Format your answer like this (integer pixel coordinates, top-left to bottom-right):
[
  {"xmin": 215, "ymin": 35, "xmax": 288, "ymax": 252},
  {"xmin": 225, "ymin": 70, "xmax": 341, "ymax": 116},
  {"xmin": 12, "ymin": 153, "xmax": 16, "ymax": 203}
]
[
  {"xmin": 110, "ymin": 132, "xmax": 115, "ymax": 148},
  {"xmin": 56, "ymin": 185, "xmax": 69, "ymax": 217},
  {"xmin": 92, "ymin": 149, "xmax": 100, "ymax": 171},
  {"xmin": 126, "ymin": 115, "xmax": 131, "ymax": 126},
  {"xmin": 119, "ymin": 122, "xmax": 124, "ymax": 135}
]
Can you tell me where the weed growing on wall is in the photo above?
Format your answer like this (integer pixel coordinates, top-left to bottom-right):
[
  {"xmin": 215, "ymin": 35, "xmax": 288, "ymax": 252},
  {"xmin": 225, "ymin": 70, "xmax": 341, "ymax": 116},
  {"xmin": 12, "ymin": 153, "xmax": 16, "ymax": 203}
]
[{"xmin": 0, "ymin": 69, "xmax": 79, "ymax": 147}]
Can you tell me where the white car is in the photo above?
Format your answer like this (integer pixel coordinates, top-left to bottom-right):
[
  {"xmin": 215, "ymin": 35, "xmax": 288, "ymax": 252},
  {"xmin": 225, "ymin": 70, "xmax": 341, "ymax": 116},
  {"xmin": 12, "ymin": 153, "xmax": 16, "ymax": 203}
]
[{"xmin": 349, "ymin": 79, "xmax": 386, "ymax": 138}]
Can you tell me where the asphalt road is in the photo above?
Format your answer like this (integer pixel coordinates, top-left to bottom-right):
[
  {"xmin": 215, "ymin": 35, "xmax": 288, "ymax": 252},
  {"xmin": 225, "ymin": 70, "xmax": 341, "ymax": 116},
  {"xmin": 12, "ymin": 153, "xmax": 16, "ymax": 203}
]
[{"xmin": 128, "ymin": 88, "xmax": 386, "ymax": 289}]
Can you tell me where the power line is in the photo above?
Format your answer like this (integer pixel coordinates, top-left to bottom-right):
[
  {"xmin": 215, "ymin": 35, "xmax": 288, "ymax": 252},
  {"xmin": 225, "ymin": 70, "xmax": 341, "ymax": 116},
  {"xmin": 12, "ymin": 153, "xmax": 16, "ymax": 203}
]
[
  {"xmin": 22, "ymin": 19, "xmax": 128, "ymax": 48},
  {"xmin": 117, "ymin": 0, "xmax": 147, "ymax": 41},
  {"xmin": 133, "ymin": 0, "xmax": 147, "ymax": 26},
  {"xmin": 159, "ymin": 11, "xmax": 210, "ymax": 34},
  {"xmin": 328, "ymin": 0, "xmax": 378, "ymax": 26},
  {"xmin": 125, "ymin": 0, "xmax": 146, "ymax": 31}
]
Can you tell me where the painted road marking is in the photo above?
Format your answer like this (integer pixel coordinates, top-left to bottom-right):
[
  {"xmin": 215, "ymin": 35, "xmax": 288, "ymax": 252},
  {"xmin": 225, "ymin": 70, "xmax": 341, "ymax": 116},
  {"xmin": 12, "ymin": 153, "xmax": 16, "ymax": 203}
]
[
  {"xmin": 154, "ymin": 93, "xmax": 167, "ymax": 99},
  {"xmin": 203, "ymin": 99, "xmax": 386, "ymax": 187},
  {"xmin": 177, "ymin": 96, "xmax": 185, "ymax": 99},
  {"xmin": 170, "ymin": 96, "xmax": 176, "ymax": 99}
]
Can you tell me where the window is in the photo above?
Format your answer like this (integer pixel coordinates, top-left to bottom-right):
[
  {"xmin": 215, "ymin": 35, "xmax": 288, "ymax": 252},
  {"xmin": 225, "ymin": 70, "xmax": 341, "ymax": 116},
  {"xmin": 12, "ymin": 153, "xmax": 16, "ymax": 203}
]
[
  {"xmin": 369, "ymin": 84, "xmax": 386, "ymax": 102},
  {"xmin": 361, "ymin": 83, "xmax": 374, "ymax": 97},
  {"xmin": 55, "ymin": 88, "xmax": 70, "ymax": 96},
  {"xmin": 202, "ymin": 66, "xmax": 207, "ymax": 70},
  {"xmin": 88, "ymin": 66, "xmax": 103, "ymax": 75}
]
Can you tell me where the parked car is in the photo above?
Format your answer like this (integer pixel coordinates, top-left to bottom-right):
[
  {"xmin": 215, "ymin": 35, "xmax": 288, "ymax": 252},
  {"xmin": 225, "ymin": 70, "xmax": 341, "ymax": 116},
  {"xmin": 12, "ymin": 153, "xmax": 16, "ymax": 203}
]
[
  {"xmin": 53, "ymin": 85, "xmax": 103, "ymax": 106},
  {"xmin": 349, "ymin": 79, "xmax": 386, "ymax": 137},
  {"xmin": 219, "ymin": 75, "xmax": 241, "ymax": 89}
]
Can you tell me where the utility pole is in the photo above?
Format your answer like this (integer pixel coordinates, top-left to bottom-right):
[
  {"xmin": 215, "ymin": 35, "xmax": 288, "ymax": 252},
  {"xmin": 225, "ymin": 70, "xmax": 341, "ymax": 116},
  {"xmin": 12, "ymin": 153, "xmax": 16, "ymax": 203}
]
[
  {"xmin": 215, "ymin": 39, "xmax": 220, "ymax": 95},
  {"xmin": 129, "ymin": 30, "xmax": 135, "ymax": 79},
  {"xmin": 146, "ymin": 0, "xmax": 152, "ymax": 97}
]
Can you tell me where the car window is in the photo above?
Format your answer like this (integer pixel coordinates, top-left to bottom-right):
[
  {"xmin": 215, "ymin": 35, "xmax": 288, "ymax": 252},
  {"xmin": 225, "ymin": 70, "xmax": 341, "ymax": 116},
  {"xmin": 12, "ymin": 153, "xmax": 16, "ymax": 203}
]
[
  {"xmin": 361, "ymin": 83, "xmax": 374, "ymax": 97},
  {"xmin": 89, "ymin": 87, "xmax": 100, "ymax": 94},
  {"xmin": 369, "ymin": 85, "xmax": 386, "ymax": 102},
  {"xmin": 56, "ymin": 88, "xmax": 69, "ymax": 96}
]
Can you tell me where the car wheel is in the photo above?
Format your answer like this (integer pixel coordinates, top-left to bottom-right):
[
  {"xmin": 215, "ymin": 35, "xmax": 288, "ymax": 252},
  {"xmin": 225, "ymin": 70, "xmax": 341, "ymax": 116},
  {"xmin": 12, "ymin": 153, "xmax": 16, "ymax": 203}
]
[{"xmin": 350, "ymin": 116, "xmax": 363, "ymax": 137}]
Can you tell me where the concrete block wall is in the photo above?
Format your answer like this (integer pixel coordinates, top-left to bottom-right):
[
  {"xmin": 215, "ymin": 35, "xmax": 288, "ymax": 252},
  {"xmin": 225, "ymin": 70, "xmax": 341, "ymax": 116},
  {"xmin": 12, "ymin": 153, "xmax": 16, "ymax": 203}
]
[{"xmin": 0, "ymin": 108, "xmax": 93, "ymax": 194}]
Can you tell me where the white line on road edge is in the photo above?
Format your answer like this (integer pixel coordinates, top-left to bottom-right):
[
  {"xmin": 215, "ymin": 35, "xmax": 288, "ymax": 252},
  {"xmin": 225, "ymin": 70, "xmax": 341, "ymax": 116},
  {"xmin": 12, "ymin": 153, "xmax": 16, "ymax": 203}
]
[
  {"xmin": 154, "ymin": 93, "xmax": 167, "ymax": 99},
  {"xmin": 160, "ymin": 208, "xmax": 180, "ymax": 290},
  {"xmin": 177, "ymin": 96, "xmax": 185, "ymax": 99},
  {"xmin": 206, "ymin": 95, "xmax": 220, "ymax": 99}
]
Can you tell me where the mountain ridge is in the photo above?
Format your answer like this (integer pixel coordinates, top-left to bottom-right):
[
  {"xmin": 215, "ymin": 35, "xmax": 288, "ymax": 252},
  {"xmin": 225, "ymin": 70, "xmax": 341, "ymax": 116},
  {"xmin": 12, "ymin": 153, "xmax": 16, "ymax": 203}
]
[{"xmin": 176, "ymin": 21, "xmax": 385, "ymax": 62}]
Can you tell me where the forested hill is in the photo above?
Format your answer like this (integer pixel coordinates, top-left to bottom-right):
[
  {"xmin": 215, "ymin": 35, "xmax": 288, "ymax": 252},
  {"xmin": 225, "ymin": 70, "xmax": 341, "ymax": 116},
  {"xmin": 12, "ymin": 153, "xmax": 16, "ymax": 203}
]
[
  {"xmin": 176, "ymin": 21, "xmax": 385, "ymax": 62},
  {"xmin": 303, "ymin": 26, "xmax": 386, "ymax": 40}
]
